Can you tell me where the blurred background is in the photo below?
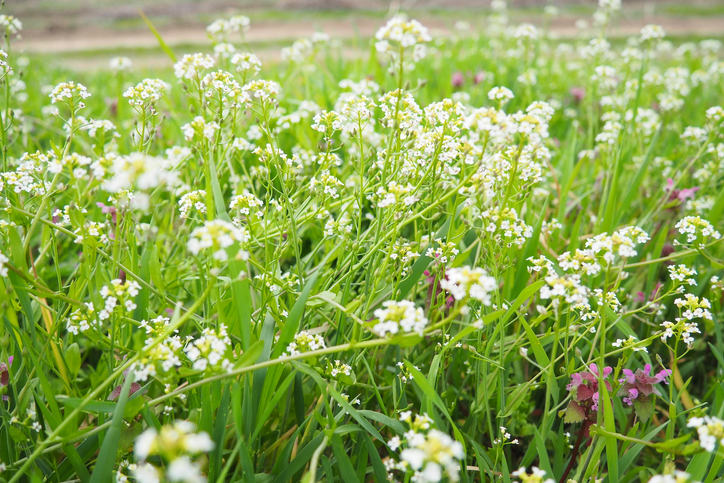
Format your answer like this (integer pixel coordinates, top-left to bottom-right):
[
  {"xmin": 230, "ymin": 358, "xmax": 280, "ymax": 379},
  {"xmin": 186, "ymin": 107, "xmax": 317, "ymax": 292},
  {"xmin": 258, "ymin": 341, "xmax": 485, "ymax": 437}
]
[{"xmin": 7, "ymin": 0, "xmax": 724, "ymax": 70}]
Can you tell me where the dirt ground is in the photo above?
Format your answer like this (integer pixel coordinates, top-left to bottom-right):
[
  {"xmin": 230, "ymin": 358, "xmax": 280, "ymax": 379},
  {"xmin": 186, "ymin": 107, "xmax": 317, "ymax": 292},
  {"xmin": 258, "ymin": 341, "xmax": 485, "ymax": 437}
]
[{"xmin": 7, "ymin": 1, "xmax": 724, "ymax": 70}]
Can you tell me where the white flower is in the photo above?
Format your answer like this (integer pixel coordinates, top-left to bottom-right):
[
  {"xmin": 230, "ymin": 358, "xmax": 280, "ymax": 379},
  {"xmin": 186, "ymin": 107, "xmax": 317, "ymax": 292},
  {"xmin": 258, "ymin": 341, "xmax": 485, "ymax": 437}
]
[{"xmin": 441, "ymin": 266, "xmax": 497, "ymax": 304}]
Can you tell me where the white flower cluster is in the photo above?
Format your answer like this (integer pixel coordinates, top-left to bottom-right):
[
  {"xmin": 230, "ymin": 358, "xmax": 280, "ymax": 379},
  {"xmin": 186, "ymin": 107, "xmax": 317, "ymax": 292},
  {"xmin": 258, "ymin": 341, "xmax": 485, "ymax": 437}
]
[
  {"xmin": 98, "ymin": 279, "xmax": 141, "ymax": 321},
  {"xmin": 440, "ymin": 266, "xmax": 497, "ymax": 304},
  {"xmin": 375, "ymin": 15, "xmax": 431, "ymax": 62},
  {"xmin": 134, "ymin": 421, "xmax": 214, "ymax": 483},
  {"xmin": 612, "ymin": 335, "xmax": 648, "ymax": 352},
  {"xmin": 283, "ymin": 331, "xmax": 326, "ymax": 356},
  {"xmin": 230, "ymin": 52, "xmax": 262, "ymax": 77},
  {"xmin": 325, "ymin": 360, "xmax": 352, "ymax": 378},
  {"xmin": 480, "ymin": 207, "xmax": 533, "ymax": 248},
  {"xmin": 230, "ymin": 192, "xmax": 264, "ymax": 220},
  {"xmin": 206, "ymin": 15, "xmax": 250, "ymax": 42},
  {"xmin": 187, "ymin": 219, "xmax": 250, "ymax": 261},
  {"xmin": 0, "ymin": 15, "xmax": 23, "ymax": 35},
  {"xmin": 647, "ymin": 471, "xmax": 696, "ymax": 483},
  {"xmin": 386, "ymin": 411, "xmax": 464, "ymax": 483},
  {"xmin": 660, "ymin": 319, "xmax": 701, "ymax": 347},
  {"xmin": 687, "ymin": 416, "xmax": 724, "ymax": 453},
  {"xmin": 371, "ymin": 300, "xmax": 428, "ymax": 337},
  {"xmin": 182, "ymin": 116, "xmax": 219, "ymax": 143},
  {"xmin": 65, "ymin": 304, "xmax": 96, "ymax": 335},
  {"xmin": 109, "ymin": 56, "xmax": 132, "ymax": 72},
  {"xmin": 178, "ymin": 190, "xmax": 207, "ymax": 219},
  {"xmin": 184, "ymin": 324, "xmax": 232, "ymax": 372},
  {"xmin": 512, "ymin": 467, "xmax": 556, "ymax": 483},
  {"xmin": 134, "ymin": 315, "xmax": 183, "ymax": 381},
  {"xmin": 49, "ymin": 81, "xmax": 91, "ymax": 108},
  {"xmin": 675, "ymin": 216, "xmax": 721, "ymax": 245},
  {"xmin": 668, "ymin": 264, "xmax": 697, "ymax": 286},
  {"xmin": 242, "ymin": 80, "xmax": 281, "ymax": 104},
  {"xmin": 123, "ymin": 78, "xmax": 169, "ymax": 107},
  {"xmin": 173, "ymin": 53, "xmax": 215, "ymax": 80}
]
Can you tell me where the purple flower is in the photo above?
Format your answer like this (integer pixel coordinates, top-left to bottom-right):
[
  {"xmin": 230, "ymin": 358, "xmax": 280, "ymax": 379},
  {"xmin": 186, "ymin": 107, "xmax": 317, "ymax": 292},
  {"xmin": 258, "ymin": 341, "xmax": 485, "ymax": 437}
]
[
  {"xmin": 108, "ymin": 366, "xmax": 142, "ymax": 401},
  {"xmin": 451, "ymin": 71, "xmax": 464, "ymax": 88},
  {"xmin": 665, "ymin": 178, "xmax": 699, "ymax": 203},
  {"xmin": 567, "ymin": 363, "xmax": 612, "ymax": 411},
  {"xmin": 618, "ymin": 364, "xmax": 671, "ymax": 406},
  {"xmin": 97, "ymin": 202, "xmax": 118, "ymax": 224},
  {"xmin": 1, "ymin": 356, "xmax": 13, "ymax": 401},
  {"xmin": 570, "ymin": 86, "xmax": 585, "ymax": 103},
  {"xmin": 473, "ymin": 71, "xmax": 487, "ymax": 85}
]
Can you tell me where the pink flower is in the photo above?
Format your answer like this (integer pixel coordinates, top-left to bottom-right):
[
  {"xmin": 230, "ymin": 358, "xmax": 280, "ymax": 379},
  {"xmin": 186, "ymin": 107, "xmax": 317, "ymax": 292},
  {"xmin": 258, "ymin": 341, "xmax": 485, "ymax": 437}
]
[
  {"xmin": 97, "ymin": 201, "xmax": 118, "ymax": 224},
  {"xmin": 1, "ymin": 357, "xmax": 12, "ymax": 401},
  {"xmin": 474, "ymin": 71, "xmax": 487, "ymax": 85},
  {"xmin": 567, "ymin": 363, "xmax": 612, "ymax": 411},
  {"xmin": 451, "ymin": 71, "xmax": 464, "ymax": 88},
  {"xmin": 570, "ymin": 86, "xmax": 585, "ymax": 103},
  {"xmin": 665, "ymin": 178, "xmax": 699, "ymax": 203},
  {"xmin": 618, "ymin": 364, "xmax": 671, "ymax": 406}
]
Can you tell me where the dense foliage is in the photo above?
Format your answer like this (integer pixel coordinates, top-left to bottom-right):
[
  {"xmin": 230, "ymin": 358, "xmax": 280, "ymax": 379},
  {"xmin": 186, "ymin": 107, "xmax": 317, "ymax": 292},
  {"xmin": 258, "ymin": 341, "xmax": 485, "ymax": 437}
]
[{"xmin": 0, "ymin": 3, "xmax": 723, "ymax": 483}]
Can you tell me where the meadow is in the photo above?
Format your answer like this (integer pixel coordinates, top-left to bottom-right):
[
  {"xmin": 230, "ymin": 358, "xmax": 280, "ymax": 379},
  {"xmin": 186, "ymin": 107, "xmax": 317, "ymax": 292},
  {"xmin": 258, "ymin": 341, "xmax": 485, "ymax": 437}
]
[{"xmin": 0, "ymin": 2, "xmax": 724, "ymax": 483}]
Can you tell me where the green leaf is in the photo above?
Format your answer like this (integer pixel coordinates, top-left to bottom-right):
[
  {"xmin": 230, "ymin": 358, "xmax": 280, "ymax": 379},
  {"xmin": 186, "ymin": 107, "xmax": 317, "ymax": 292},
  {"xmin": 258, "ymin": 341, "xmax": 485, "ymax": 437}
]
[
  {"xmin": 632, "ymin": 395, "xmax": 654, "ymax": 422},
  {"xmin": 564, "ymin": 400, "xmax": 585, "ymax": 424},
  {"xmin": 89, "ymin": 369, "xmax": 135, "ymax": 483},
  {"xmin": 331, "ymin": 434, "xmax": 362, "ymax": 483},
  {"xmin": 66, "ymin": 343, "xmax": 81, "ymax": 379},
  {"xmin": 138, "ymin": 9, "xmax": 177, "ymax": 62}
]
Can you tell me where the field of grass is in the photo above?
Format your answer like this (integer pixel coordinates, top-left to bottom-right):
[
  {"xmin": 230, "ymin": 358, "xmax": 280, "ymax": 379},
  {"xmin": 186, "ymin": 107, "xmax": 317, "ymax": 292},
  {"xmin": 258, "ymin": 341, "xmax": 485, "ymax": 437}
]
[{"xmin": 1, "ymin": 2, "xmax": 724, "ymax": 483}]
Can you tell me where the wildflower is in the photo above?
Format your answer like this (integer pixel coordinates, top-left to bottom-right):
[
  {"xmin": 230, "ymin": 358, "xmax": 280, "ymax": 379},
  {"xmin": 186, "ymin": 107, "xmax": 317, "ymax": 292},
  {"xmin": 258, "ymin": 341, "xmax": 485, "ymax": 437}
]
[
  {"xmin": 564, "ymin": 363, "xmax": 612, "ymax": 423},
  {"xmin": 688, "ymin": 416, "xmax": 724, "ymax": 453},
  {"xmin": 668, "ymin": 264, "xmax": 697, "ymax": 286},
  {"xmin": 66, "ymin": 304, "xmax": 96, "ymax": 334},
  {"xmin": 173, "ymin": 53, "xmax": 215, "ymax": 80},
  {"xmin": 229, "ymin": 191, "xmax": 264, "ymax": 219},
  {"xmin": 488, "ymin": 86, "xmax": 514, "ymax": 105},
  {"xmin": 387, "ymin": 411, "xmax": 464, "ymax": 483},
  {"xmin": 178, "ymin": 191, "xmax": 207, "ymax": 219},
  {"xmin": 98, "ymin": 279, "xmax": 141, "ymax": 321},
  {"xmin": 242, "ymin": 80, "xmax": 281, "ymax": 104},
  {"xmin": 102, "ymin": 153, "xmax": 179, "ymax": 200},
  {"xmin": 371, "ymin": 300, "xmax": 428, "ymax": 337},
  {"xmin": 640, "ymin": 24, "xmax": 666, "ymax": 43},
  {"xmin": 440, "ymin": 266, "xmax": 497, "ymax": 304},
  {"xmin": 451, "ymin": 72, "xmax": 464, "ymax": 88},
  {"xmin": 512, "ymin": 467, "xmax": 555, "ymax": 483},
  {"xmin": 0, "ymin": 252, "xmax": 8, "ymax": 277},
  {"xmin": 675, "ymin": 216, "xmax": 721, "ymax": 245},
  {"xmin": 0, "ymin": 15, "xmax": 23, "ymax": 35},
  {"xmin": 618, "ymin": 363, "xmax": 671, "ymax": 410},
  {"xmin": 182, "ymin": 116, "xmax": 220, "ymax": 143},
  {"xmin": 206, "ymin": 16, "xmax": 250, "ymax": 42},
  {"xmin": 230, "ymin": 52, "xmax": 262, "ymax": 77},
  {"xmin": 612, "ymin": 335, "xmax": 648, "ymax": 353},
  {"xmin": 134, "ymin": 421, "xmax": 214, "ymax": 483},
  {"xmin": 480, "ymin": 207, "xmax": 533, "ymax": 247},
  {"xmin": 0, "ymin": 356, "xmax": 12, "ymax": 401},
  {"xmin": 283, "ymin": 331, "xmax": 326, "ymax": 356},
  {"xmin": 49, "ymin": 81, "xmax": 91, "ymax": 109},
  {"xmin": 675, "ymin": 293, "xmax": 713, "ymax": 321},
  {"xmin": 123, "ymin": 78, "xmax": 169, "ymax": 107},
  {"xmin": 184, "ymin": 324, "xmax": 233, "ymax": 372},
  {"xmin": 374, "ymin": 181, "xmax": 417, "ymax": 209},
  {"xmin": 325, "ymin": 360, "xmax": 353, "ymax": 381},
  {"xmin": 187, "ymin": 220, "xmax": 250, "ymax": 261},
  {"xmin": 647, "ymin": 471, "xmax": 696, "ymax": 483},
  {"xmin": 374, "ymin": 15, "xmax": 431, "ymax": 54},
  {"xmin": 109, "ymin": 57, "xmax": 132, "ymax": 72}
]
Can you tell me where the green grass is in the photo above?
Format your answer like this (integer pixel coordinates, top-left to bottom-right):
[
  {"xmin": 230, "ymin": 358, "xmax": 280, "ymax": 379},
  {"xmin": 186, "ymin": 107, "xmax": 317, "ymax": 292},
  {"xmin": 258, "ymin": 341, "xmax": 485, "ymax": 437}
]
[{"xmin": 1, "ymin": 4, "xmax": 724, "ymax": 483}]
